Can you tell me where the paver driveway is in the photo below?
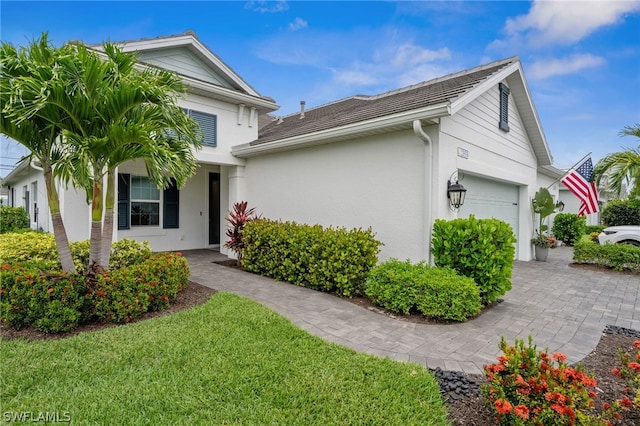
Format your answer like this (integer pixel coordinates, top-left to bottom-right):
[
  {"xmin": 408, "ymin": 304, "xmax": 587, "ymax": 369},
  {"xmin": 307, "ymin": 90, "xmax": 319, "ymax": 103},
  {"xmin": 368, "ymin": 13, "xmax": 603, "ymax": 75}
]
[{"xmin": 184, "ymin": 247, "xmax": 639, "ymax": 375}]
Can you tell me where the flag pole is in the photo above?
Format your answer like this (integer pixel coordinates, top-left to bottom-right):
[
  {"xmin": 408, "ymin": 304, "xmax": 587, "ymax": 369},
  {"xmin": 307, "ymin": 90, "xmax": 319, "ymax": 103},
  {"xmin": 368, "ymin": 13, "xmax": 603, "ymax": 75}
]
[{"xmin": 545, "ymin": 151, "xmax": 592, "ymax": 190}]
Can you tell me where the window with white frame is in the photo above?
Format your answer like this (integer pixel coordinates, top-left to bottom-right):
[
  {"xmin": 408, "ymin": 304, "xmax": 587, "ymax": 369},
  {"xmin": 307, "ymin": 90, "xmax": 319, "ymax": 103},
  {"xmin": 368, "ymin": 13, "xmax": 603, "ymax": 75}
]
[{"xmin": 130, "ymin": 176, "xmax": 160, "ymax": 226}]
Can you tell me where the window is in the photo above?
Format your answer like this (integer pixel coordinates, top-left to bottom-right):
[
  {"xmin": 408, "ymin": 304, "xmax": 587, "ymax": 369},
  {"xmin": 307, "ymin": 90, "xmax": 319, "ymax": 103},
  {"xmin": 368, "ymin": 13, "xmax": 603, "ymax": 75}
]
[
  {"xmin": 118, "ymin": 174, "xmax": 179, "ymax": 230},
  {"xmin": 188, "ymin": 109, "xmax": 217, "ymax": 147},
  {"xmin": 31, "ymin": 181, "xmax": 38, "ymax": 223},
  {"xmin": 498, "ymin": 82, "xmax": 510, "ymax": 132},
  {"xmin": 131, "ymin": 176, "xmax": 160, "ymax": 226}
]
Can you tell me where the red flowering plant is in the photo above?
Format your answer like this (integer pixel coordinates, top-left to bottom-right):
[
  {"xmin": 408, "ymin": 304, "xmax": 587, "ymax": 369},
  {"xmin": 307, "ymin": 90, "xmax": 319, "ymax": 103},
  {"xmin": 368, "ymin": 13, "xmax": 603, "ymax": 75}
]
[
  {"xmin": 483, "ymin": 336, "xmax": 620, "ymax": 425},
  {"xmin": 611, "ymin": 340, "xmax": 640, "ymax": 410}
]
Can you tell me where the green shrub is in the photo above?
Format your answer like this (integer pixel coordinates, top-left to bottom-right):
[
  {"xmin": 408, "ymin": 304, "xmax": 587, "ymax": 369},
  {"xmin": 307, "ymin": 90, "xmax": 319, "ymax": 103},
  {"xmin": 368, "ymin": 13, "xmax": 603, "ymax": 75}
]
[
  {"xmin": 0, "ymin": 232, "xmax": 151, "ymax": 272},
  {"xmin": 1, "ymin": 253, "xmax": 189, "ymax": 331},
  {"xmin": 0, "ymin": 264, "xmax": 89, "ymax": 333},
  {"xmin": 0, "ymin": 206, "xmax": 30, "ymax": 233},
  {"xmin": 109, "ymin": 239, "xmax": 152, "ymax": 269},
  {"xmin": 573, "ymin": 238, "xmax": 640, "ymax": 272},
  {"xmin": 242, "ymin": 219, "xmax": 381, "ymax": 297},
  {"xmin": 364, "ymin": 259, "xmax": 424, "ymax": 315},
  {"xmin": 432, "ymin": 215, "xmax": 516, "ymax": 304},
  {"xmin": 415, "ymin": 267, "xmax": 482, "ymax": 321},
  {"xmin": 552, "ymin": 213, "xmax": 586, "ymax": 246},
  {"xmin": 589, "ymin": 231, "xmax": 601, "ymax": 243},
  {"xmin": 364, "ymin": 259, "xmax": 481, "ymax": 321},
  {"xmin": 601, "ymin": 199, "xmax": 640, "ymax": 226},
  {"xmin": 0, "ymin": 232, "xmax": 60, "ymax": 270},
  {"xmin": 91, "ymin": 252, "xmax": 188, "ymax": 323},
  {"xmin": 585, "ymin": 225, "xmax": 605, "ymax": 235}
]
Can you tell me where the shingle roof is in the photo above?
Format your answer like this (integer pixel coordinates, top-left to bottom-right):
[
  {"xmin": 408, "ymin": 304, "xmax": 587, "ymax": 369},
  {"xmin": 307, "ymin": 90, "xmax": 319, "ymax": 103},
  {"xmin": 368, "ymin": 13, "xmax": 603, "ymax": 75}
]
[{"xmin": 254, "ymin": 57, "xmax": 517, "ymax": 146}]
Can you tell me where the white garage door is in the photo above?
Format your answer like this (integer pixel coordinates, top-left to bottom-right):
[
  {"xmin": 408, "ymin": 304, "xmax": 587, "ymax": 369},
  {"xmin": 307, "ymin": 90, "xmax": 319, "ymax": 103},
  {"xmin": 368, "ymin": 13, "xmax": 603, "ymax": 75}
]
[{"xmin": 458, "ymin": 175, "xmax": 519, "ymax": 249}]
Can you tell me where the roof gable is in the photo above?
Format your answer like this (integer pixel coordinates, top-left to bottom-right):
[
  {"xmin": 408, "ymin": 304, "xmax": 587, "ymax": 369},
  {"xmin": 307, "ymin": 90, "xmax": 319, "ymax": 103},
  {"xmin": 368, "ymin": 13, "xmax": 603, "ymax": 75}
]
[
  {"xmin": 113, "ymin": 31, "xmax": 260, "ymax": 97},
  {"xmin": 136, "ymin": 47, "xmax": 234, "ymax": 89}
]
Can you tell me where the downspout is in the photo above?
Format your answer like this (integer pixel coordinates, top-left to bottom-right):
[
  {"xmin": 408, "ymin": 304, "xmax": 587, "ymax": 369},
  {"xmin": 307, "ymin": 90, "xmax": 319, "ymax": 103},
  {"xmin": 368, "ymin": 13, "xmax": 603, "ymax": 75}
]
[{"xmin": 412, "ymin": 120, "xmax": 434, "ymax": 263}]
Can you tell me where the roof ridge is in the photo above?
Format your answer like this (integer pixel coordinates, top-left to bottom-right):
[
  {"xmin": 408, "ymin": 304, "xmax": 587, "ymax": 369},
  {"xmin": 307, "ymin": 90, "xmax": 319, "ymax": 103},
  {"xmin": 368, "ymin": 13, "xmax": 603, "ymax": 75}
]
[
  {"xmin": 367, "ymin": 56, "xmax": 519, "ymax": 100},
  {"xmin": 86, "ymin": 30, "xmax": 199, "ymax": 48}
]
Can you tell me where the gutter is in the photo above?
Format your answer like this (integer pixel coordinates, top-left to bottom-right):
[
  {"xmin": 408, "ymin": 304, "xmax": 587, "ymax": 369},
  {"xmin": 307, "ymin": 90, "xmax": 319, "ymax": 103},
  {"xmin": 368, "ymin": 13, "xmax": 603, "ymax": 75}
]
[
  {"xmin": 232, "ymin": 103, "xmax": 450, "ymax": 158},
  {"xmin": 412, "ymin": 120, "xmax": 434, "ymax": 263}
]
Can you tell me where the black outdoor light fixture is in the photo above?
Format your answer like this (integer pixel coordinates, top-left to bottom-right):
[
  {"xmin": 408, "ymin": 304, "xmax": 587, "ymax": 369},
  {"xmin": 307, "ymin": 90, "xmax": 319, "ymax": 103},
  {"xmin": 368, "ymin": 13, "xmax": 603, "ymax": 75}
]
[{"xmin": 447, "ymin": 179, "xmax": 467, "ymax": 209}]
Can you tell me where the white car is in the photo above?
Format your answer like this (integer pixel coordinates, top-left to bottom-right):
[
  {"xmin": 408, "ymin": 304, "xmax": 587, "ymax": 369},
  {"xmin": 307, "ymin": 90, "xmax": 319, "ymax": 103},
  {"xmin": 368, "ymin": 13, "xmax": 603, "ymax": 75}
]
[{"xmin": 598, "ymin": 226, "xmax": 640, "ymax": 247}]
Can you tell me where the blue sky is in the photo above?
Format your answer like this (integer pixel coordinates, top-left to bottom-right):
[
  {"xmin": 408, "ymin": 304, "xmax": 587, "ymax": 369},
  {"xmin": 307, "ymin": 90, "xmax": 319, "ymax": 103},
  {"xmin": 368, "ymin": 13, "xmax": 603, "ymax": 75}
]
[{"xmin": 1, "ymin": 0, "xmax": 639, "ymax": 176}]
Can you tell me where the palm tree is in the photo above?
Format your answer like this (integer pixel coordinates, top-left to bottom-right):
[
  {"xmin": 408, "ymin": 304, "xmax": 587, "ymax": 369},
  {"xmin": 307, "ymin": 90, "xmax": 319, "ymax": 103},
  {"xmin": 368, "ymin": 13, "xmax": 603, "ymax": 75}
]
[
  {"xmin": 0, "ymin": 35, "xmax": 76, "ymax": 273},
  {"xmin": 3, "ymin": 34, "xmax": 202, "ymax": 270},
  {"xmin": 593, "ymin": 124, "xmax": 640, "ymax": 198},
  {"xmin": 51, "ymin": 41, "xmax": 202, "ymax": 268}
]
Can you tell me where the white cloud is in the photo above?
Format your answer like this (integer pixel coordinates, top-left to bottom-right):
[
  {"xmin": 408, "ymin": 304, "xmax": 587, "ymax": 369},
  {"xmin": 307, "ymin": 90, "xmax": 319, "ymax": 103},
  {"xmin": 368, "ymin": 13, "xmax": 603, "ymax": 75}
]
[
  {"xmin": 528, "ymin": 54, "xmax": 605, "ymax": 79},
  {"xmin": 503, "ymin": 0, "xmax": 640, "ymax": 47},
  {"xmin": 289, "ymin": 17, "xmax": 308, "ymax": 31},
  {"xmin": 244, "ymin": 0, "xmax": 288, "ymax": 13},
  {"xmin": 330, "ymin": 42, "xmax": 452, "ymax": 91}
]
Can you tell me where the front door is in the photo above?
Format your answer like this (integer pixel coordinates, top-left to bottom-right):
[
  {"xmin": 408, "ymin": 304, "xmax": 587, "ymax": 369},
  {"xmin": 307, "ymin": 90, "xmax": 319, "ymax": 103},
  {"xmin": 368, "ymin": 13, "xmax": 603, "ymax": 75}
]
[{"xmin": 209, "ymin": 172, "xmax": 220, "ymax": 245}]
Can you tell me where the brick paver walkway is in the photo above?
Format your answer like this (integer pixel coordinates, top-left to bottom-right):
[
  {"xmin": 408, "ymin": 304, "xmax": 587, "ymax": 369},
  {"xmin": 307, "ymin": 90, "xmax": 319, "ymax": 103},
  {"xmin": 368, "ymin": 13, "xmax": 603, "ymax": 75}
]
[{"xmin": 183, "ymin": 247, "xmax": 639, "ymax": 375}]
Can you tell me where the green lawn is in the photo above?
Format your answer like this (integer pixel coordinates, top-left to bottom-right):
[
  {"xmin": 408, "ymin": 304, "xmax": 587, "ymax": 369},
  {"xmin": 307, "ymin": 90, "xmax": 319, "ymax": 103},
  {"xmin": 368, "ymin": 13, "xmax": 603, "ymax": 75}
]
[{"xmin": 1, "ymin": 292, "xmax": 450, "ymax": 425}]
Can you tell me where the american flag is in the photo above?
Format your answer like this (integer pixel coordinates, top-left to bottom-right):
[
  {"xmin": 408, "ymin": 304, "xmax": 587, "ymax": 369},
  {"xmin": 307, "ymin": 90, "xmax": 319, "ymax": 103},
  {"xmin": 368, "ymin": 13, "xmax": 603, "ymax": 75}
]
[{"xmin": 561, "ymin": 156, "xmax": 600, "ymax": 216}]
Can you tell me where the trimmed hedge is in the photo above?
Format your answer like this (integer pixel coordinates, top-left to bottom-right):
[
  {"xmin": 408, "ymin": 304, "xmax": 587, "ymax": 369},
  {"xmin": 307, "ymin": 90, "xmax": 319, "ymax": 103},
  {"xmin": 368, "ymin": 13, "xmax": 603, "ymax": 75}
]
[
  {"xmin": 91, "ymin": 252, "xmax": 190, "ymax": 323},
  {"xmin": 0, "ymin": 232, "xmax": 152, "ymax": 272},
  {"xmin": 1, "ymin": 253, "xmax": 190, "ymax": 332},
  {"xmin": 432, "ymin": 215, "xmax": 516, "ymax": 304},
  {"xmin": 0, "ymin": 264, "xmax": 90, "ymax": 333},
  {"xmin": 552, "ymin": 213, "xmax": 585, "ymax": 246},
  {"xmin": 0, "ymin": 206, "xmax": 30, "ymax": 233},
  {"xmin": 241, "ymin": 219, "xmax": 381, "ymax": 297},
  {"xmin": 573, "ymin": 237, "xmax": 640, "ymax": 272},
  {"xmin": 364, "ymin": 259, "xmax": 481, "ymax": 321},
  {"xmin": 601, "ymin": 199, "xmax": 640, "ymax": 226}
]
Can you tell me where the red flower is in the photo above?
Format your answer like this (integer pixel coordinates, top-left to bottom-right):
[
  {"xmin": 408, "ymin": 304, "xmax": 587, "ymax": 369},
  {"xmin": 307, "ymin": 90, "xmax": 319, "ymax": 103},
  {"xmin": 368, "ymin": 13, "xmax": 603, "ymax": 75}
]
[
  {"xmin": 628, "ymin": 362, "xmax": 640, "ymax": 371},
  {"xmin": 551, "ymin": 403, "xmax": 565, "ymax": 415},
  {"xmin": 47, "ymin": 288, "xmax": 54, "ymax": 294},
  {"xmin": 603, "ymin": 402, "xmax": 611, "ymax": 411},
  {"xmin": 514, "ymin": 405, "xmax": 529, "ymax": 420},
  {"xmin": 618, "ymin": 396, "xmax": 632, "ymax": 407},
  {"xmin": 633, "ymin": 340, "xmax": 640, "ymax": 349},
  {"xmin": 611, "ymin": 368, "xmax": 622, "ymax": 377},
  {"xmin": 552, "ymin": 352, "xmax": 567, "ymax": 362},
  {"xmin": 494, "ymin": 399, "xmax": 513, "ymax": 414}
]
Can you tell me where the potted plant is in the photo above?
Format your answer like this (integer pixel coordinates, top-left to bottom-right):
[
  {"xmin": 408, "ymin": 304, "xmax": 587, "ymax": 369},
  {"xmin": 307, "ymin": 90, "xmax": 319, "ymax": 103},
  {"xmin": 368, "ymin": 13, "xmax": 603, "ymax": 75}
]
[{"xmin": 531, "ymin": 187, "xmax": 563, "ymax": 261}]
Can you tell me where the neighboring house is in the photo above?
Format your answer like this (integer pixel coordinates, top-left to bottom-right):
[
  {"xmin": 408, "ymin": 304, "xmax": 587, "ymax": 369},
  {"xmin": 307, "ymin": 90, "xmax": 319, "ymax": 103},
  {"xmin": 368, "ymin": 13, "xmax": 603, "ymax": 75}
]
[{"xmin": 3, "ymin": 32, "xmax": 561, "ymax": 261}]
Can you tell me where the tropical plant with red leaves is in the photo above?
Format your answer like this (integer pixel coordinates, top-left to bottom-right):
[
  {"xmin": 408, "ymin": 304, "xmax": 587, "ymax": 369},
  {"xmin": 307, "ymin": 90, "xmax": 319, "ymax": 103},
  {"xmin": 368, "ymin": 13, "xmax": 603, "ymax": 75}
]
[{"xmin": 224, "ymin": 201, "xmax": 259, "ymax": 264}]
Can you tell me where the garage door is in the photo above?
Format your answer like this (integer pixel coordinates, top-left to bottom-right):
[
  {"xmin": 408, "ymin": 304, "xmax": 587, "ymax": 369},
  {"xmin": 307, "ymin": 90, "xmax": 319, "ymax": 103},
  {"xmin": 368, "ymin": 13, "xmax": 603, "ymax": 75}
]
[{"xmin": 458, "ymin": 175, "xmax": 519, "ymax": 251}]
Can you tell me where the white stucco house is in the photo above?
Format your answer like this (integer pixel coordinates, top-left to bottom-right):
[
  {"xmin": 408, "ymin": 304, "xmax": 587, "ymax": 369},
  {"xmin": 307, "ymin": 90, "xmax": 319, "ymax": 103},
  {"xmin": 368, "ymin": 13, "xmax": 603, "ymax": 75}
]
[{"xmin": 3, "ymin": 31, "xmax": 564, "ymax": 261}]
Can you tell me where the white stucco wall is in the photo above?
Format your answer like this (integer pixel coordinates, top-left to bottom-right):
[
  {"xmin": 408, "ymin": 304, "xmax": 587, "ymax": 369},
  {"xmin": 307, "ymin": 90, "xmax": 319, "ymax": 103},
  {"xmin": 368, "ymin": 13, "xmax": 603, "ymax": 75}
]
[{"xmin": 244, "ymin": 129, "xmax": 432, "ymax": 262}]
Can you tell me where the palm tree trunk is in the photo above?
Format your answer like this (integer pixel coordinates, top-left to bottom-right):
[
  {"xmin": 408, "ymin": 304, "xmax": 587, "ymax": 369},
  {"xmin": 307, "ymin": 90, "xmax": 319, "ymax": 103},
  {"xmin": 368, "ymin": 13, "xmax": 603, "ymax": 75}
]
[
  {"xmin": 89, "ymin": 179, "xmax": 103, "ymax": 269},
  {"xmin": 100, "ymin": 170, "xmax": 116, "ymax": 268},
  {"xmin": 44, "ymin": 167, "xmax": 75, "ymax": 273}
]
